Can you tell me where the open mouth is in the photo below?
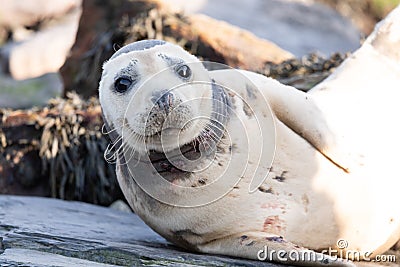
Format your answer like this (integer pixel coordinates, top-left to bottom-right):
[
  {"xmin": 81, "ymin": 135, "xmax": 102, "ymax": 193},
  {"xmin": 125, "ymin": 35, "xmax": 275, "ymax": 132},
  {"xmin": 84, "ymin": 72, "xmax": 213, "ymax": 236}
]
[
  {"xmin": 148, "ymin": 140, "xmax": 202, "ymax": 173},
  {"xmin": 148, "ymin": 128, "xmax": 223, "ymax": 174},
  {"xmin": 149, "ymin": 127, "xmax": 182, "ymax": 137}
]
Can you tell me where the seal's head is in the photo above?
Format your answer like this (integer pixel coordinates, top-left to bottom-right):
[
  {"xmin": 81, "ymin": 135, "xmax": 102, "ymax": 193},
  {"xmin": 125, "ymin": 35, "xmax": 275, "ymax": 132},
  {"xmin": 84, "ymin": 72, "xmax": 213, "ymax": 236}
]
[{"xmin": 99, "ymin": 40, "xmax": 217, "ymax": 155}]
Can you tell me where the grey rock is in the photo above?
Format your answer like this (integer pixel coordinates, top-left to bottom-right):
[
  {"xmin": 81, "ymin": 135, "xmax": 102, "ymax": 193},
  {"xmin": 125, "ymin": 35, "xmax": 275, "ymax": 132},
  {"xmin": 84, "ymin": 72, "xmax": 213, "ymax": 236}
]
[
  {"xmin": 0, "ymin": 73, "xmax": 62, "ymax": 109},
  {"xmin": 0, "ymin": 195, "xmax": 281, "ymax": 267},
  {"xmin": 198, "ymin": 0, "xmax": 361, "ymax": 57}
]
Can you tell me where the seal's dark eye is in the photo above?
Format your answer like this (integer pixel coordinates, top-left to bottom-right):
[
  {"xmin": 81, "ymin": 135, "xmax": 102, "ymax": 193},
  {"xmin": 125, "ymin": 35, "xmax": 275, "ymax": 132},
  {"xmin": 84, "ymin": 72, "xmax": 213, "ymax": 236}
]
[
  {"xmin": 114, "ymin": 77, "xmax": 132, "ymax": 93},
  {"xmin": 176, "ymin": 64, "xmax": 192, "ymax": 79}
]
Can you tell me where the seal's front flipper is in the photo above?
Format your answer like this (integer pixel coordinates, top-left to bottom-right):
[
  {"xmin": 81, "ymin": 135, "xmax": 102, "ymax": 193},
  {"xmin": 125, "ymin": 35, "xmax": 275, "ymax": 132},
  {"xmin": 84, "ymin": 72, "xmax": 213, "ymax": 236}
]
[
  {"xmin": 234, "ymin": 5, "xmax": 400, "ymax": 174},
  {"xmin": 211, "ymin": 69, "xmax": 352, "ymax": 173},
  {"xmin": 197, "ymin": 232, "xmax": 354, "ymax": 267}
]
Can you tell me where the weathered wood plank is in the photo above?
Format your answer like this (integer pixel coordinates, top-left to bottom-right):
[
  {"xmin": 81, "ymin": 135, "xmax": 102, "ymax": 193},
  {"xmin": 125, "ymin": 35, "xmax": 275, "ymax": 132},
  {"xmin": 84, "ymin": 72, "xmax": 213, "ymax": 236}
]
[{"xmin": 0, "ymin": 195, "xmax": 282, "ymax": 266}]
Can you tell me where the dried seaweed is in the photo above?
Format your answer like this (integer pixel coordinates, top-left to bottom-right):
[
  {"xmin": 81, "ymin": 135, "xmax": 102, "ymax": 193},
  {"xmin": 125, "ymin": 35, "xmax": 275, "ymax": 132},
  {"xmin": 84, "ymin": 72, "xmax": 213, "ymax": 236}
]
[
  {"xmin": 260, "ymin": 53, "xmax": 348, "ymax": 91},
  {"xmin": 0, "ymin": 93, "xmax": 121, "ymax": 205}
]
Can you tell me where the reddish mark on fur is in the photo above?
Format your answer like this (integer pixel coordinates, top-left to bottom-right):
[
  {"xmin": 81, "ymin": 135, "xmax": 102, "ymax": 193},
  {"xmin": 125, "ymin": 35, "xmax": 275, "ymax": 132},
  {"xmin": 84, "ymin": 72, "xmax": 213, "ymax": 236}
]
[
  {"xmin": 228, "ymin": 193, "xmax": 240, "ymax": 198},
  {"xmin": 263, "ymin": 215, "xmax": 286, "ymax": 235},
  {"xmin": 171, "ymin": 179, "xmax": 180, "ymax": 186},
  {"xmin": 260, "ymin": 202, "xmax": 284, "ymax": 210}
]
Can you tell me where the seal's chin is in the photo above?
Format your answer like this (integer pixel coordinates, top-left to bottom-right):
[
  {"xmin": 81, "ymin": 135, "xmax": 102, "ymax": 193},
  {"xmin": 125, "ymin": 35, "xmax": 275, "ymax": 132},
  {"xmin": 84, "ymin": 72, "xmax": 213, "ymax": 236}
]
[
  {"xmin": 123, "ymin": 120, "xmax": 220, "ymax": 174},
  {"xmin": 123, "ymin": 118, "xmax": 209, "ymax": 155}
]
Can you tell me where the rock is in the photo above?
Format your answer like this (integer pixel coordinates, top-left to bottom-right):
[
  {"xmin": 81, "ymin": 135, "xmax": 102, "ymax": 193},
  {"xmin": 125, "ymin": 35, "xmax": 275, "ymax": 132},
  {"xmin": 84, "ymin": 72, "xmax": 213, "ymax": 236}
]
[
  {"xmin": 192, "ymin": 0, "xmax": 361, "ymax": 57},
  {"xmin": 172, "ymin": 13, "xmax": 294, "ymax": 70},
  {"xmin": 0, "ymin": 0, "xmax": 81, "ymax": 109},
  {"xmin": 153, "ymin": 0, "xmax": 207, "ymax": 13},
  {"xmin": 9, "ymin": 12, "xmax": 80, "ymax": 80},
  {"xmin": 0, "ymin": 196, "xmax": 397, "ymax": 266},
  {"xmin": 0, "ymin": 195, "xmax": 277, "ymax": 266},
  {"xmin": 1, "ymin": 249, "xmax": 118, "ymax": 267},
  {"xmin": 0, "ymin": 73, "xmax": 63, "ymax": 109},
  {"xmin": 0, "ymin": 0, "xmax": 81, "ymax": 29},
  {"xmin": 0, "ymin": 0, "xmax": 81, "ymax": 80},
  {"xmin": 317, "ymin": 0, "xmax": 400, "ymax": 34}
]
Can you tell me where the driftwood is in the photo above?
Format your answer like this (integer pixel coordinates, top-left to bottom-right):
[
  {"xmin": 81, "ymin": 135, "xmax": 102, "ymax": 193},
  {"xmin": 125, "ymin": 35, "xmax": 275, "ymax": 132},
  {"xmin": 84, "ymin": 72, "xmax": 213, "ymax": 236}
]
[{"xmin": 0, "ymin": 195, "xmax": 278, "ymax": 267}]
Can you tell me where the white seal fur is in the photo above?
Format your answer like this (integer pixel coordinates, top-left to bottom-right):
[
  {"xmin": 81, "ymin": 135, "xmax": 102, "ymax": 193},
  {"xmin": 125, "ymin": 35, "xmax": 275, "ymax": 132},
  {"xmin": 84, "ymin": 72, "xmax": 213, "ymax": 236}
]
[{"xmin": 99, "ymin": 7, "xmax": 400, "ymax": 265}]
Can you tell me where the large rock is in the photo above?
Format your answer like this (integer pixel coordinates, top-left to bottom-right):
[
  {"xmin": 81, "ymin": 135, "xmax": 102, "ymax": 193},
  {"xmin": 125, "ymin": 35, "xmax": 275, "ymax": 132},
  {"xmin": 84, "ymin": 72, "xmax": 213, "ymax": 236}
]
[
  {"xmin": 171, "ymin": 14, "xmax": 293, "ymax": 70},
  {"xmin": 0, "ymin": 0, "xmax": 82, "ymax": 80},
  {"xmin": 0, "ymin": 0, "xmax": 81, "ymax": 29},
  {"xmin": 0, "ymin": 73, "xmax": 63, "ymax": 109},
  {"xmin": 0, "ymin": 195, "xmax": 277, "ymax": 266},
  {"xmin": 0, "ymin": 196, "xmax": 397, "ymax": 266},
  {"xmin": 163, "ymin": 0, "xmax": 361, "ymax": 57}
]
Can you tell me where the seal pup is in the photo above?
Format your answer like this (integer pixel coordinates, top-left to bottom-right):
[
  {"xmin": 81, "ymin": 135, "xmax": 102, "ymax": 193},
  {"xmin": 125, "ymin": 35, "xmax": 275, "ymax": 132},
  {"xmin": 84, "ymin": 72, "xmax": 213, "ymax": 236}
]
[{"xmin": 99, "ymin": 6, "xmax": 400, "ymax": 265}]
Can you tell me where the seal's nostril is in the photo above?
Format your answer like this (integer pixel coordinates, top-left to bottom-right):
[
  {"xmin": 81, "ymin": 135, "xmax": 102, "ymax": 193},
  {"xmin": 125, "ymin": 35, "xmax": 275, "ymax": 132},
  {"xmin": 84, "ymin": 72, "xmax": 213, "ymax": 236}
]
[{"xmin": 155, "ymin": 92, "xmax": 174, "ymax": 114}]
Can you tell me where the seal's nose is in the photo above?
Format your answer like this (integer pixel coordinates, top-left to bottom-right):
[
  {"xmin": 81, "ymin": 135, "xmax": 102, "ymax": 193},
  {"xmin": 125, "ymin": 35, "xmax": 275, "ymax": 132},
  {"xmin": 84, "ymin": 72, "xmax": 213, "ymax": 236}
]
[{"xmin": 153, "ymin": 91, "xmax": 174, "ymax": 114}]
